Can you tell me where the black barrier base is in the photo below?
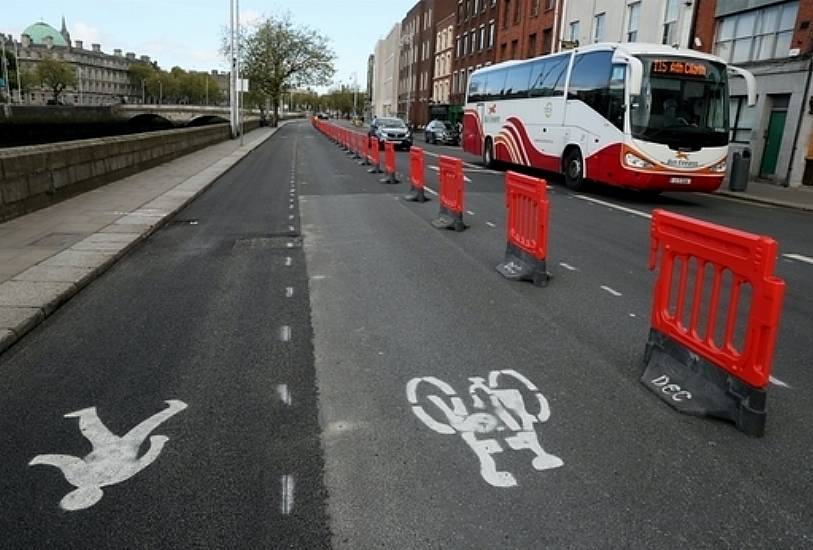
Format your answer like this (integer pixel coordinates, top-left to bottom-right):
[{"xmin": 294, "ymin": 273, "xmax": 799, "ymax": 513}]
[
  {"xmin": 405, "ymin": 185, "xmax": 429, "ymax": 202},
  {"xmin": 379, "ymin": 172, "xmax": 399, "ymax": 184},
  {"xmin": 367, "ymin": 165, "xmax": 382, "ymax": 174},
  {"xmin": 359, "ymin": 158, "xmax": 370, "ymax": 166},
  {"xmin": 641, "ymin": 329, "xmax": 767, "ymax": 437},
  {"xmin": 431, "ymin": 206, "xmax": 466, "ymax": 232},
  {"xmin": 496, "ymin": 243, "xmax": 550, "ymax": 287}
]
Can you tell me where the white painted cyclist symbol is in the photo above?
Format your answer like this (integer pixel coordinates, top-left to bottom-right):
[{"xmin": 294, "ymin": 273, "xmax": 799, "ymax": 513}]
[
  {"xmin": 406, "ymin": 370, "xmax": 563, "ymax": 487},
  {"xmin": 29, "ymin": 400, "xmax": 188, "ymax": 511}
]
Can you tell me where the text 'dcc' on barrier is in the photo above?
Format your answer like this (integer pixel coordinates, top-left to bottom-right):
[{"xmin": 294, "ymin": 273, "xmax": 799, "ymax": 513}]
[
  {"xmin": 380, "ymin": 141, "xmax": 399, "ymax": 184},
  {"xmin": 431, "ymin": 155, "xmax": 466, "ymax": 232},
  {"xmin": 405, "ymin": 147, "xmax": 429, "ymax": 202},
  {"xmin": 367, "ymin": 137, "xmax": 382, "ymax": 174},
  {"xmin": 641, "ymin": 209, "xmax": 785, "ymax": 437},
  {"xmin": 496, "ymin": 171, "xmax": 551, "ymax": 287}
]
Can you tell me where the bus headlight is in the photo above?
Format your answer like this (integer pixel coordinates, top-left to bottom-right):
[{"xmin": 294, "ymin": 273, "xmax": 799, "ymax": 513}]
[
  {"xmin": 624, "ymin": 152, "xmax": 653, "ymax": 169},
  {"xmin": 711, "ymin": 159, "xmax": 727, "ymax": 172}
]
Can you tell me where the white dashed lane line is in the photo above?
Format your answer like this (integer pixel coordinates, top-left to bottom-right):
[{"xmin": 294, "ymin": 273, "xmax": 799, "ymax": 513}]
[
  {"xmin": 285, "ymin": 287, "xmax": 294, "ymax": 298},
  {"xmin": 559, "ymin": 262, "xmax": 578, "ymax": 271},
  {"xmin": 280, "ymin": 325, "xmax": 291, "ymax": 342},
  {"xmin": 281, "ymin": 474, "xmax": 295, "ymax": 514},
  {"xmin": 277, "ymin": 384, "xmax": 292, "ymax": 406},
  {"xmin": 783, "ymin": 253, "xmax": 813, "ymax": 265},
  {"xmin": 284, "ymin": 256, "xmax": 292, "ymax": 267},
  {"xmin": 427, "ymin": 165, "xmax": 472, "ymax": 182},
  {"xmin": 574, "ymin": 195, "xmax": 652, "ymax": 219},
  {"xmin": 486, "ymin": 221, "xmax": 497, "ymax": 228},
  {"xmin": 600, "ymin": 285, "xmax": 623, "ymax": 297},
  {"xmin": 466, "ymin": 210, "xmax": 475, "ymax": 216},
  {"xmin": 424, "ymin": 186, "xmax": 439, "ymax": 196}
]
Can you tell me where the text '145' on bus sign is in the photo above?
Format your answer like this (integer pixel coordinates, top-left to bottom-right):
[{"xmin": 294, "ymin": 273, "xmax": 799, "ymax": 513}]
[{"xmin": 651, "ymin": 60, "xmax": 708, "ymax": 78}]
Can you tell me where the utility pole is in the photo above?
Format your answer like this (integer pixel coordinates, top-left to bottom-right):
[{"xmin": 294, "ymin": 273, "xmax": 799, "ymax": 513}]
[
  {"xmin": 15, "ymin": 41, "xmax": 23, "ymax": 103},
  {"xmin": 141, "ymin": 79, "xmax": 145, "ymax": 104},
  {"xmin": 159, "ymin": 80, "xmax": 163, "ymax": 105},
  {"xmin": 237, "ymin": 0, "xmax": 243, "ymax": 146},
  {"xmin": 205, "ymin": 77, "xmax": 209, "ymax": 106},
  {"xmin": 230, "ymin": 0, "xmax": 238, "ymax": 138},
  {"xmin": 1, "ymin": 36, "xmax": 10, "ymax": 106},
  {"xmin": 77, "ymin": 66, "xmax": 83, "ymax": 104}
]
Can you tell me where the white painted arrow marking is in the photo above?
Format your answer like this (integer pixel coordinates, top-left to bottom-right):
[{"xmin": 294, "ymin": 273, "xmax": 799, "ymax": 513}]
[{"xmin": 29, "ymin": 400, "xmax": 188, "ymax": 511}]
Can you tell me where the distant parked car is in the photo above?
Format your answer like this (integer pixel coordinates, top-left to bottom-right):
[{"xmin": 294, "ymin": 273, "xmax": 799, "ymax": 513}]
[
  {"xmin": 424, "ymin": 119, "xmax": 459, "ymax": 145},
  {"xmin": 369, "ymin": 117, "xmax": 412, "ymax": 151},
  {"xmin": 317, "ymin": 112, "xmax": 330, "ymax": 120}
]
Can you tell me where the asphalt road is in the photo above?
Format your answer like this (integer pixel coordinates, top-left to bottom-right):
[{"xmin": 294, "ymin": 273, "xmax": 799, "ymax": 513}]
[
  {"xmin": 0, "ymin": 122, "xmax": 330, "ymax": 548},
  {"xmin": 0, "ymin": 120, "xmax": 811, "ymax": 549},
  {"xmin": 309, "ymin": 122, "xmax": 812, "ymax": 548}
]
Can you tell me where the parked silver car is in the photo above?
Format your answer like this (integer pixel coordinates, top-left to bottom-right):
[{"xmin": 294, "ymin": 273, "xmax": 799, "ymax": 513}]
[{"xmin": 369, "ymin": 117, "xmax": 412, "ymax": 150}]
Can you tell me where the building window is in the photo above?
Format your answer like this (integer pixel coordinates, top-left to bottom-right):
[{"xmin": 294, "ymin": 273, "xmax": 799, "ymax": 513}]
[
  {"xmin": 503, "ymin": 0, "xmax": 511, "ymax": 28},
  {"xmin": 480, "ymin": 25, "xmax": 486, "ymax": 51},
  {"xmin": 662, "ymin": 0, "xmax": 679, "ymax": 45},
  {"xmin": 488, "ymin": 21, "xmax": 496, "ymax": 48},
  {"xmin": 627, "ymin": 2, "xmax": 640, "ymax": 42},
  {"xmin": 458, "ymin": 1, "xmax": 464, "ymax": 21},
  {"xmin": 594, "ymin": 13, "xmax": 605, "ymax": 42},
  {"xmin": 714, "ymin": 1, "xmax": 798, "ymax": 63},
  {"xmin": 513, "ymin": 0, "xmax": 522, "ymax": 24},
  {"xmin": 542, "ymin": 28, "xmax": 552, "ymax": 54},
  {"xmin": 511, "ymin": 39, "xmax": 519, "ymax": 58},
  {"xmin": 729, "ymin": 96, "xmax": 757, "ymax": 143},
  {"xmin": 531, "ymin": 0, "xmax": 540, "ymax": 17},
  {"xmin": 457, "ymin": 35, "xmax": 462, "ymax": 57},
  {"xmin": 569, "ymin": 21, "xmax": 580, "ymax": 43},
  {"xmin": 528, "ymin": 33, "xmax": 537, "ymax": 58}
]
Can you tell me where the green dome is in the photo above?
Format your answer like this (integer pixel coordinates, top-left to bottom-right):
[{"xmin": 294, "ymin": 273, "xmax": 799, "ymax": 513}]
[{"xmin": 22, "ymin": 22, "xmax": 68, "ymax": 47}]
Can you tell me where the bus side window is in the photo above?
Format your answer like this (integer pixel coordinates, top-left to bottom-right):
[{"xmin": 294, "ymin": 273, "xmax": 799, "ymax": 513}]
[
  {"xmin": 504, "ymin": 65, "xmax": 532, "ymax": 99},
  {"xmin": 608, "ymin": 65, "xmax": 626, "ymax": 131},
  {"xmin": 567, "ymin": 51, "xmax": 613, "ymax": 116},
  {"xmin": 485, "ymin": 69, "xmax": 507, "ymax": 101},
  {"xmin": 469, "ymin": 74, "xmax": 487, "ymax": 103},
  {"xmin": 529, "ymin": 56, "xmax": 567, "ymax": 98}
]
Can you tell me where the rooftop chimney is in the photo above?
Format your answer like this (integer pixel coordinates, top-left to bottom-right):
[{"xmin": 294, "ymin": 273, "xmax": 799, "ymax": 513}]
[
  {"xmin": 140, "ymin": 55, "xmax": 151, "ymax": 63},
  {"xmin": 92, "ymin": 43, "xmax": 101, "ymax": 53},
  {"xmin": 75, "ymin": 40, "xmax": 83, "ymax": 49},
  {"xmin": 21, "ymin": 34, "xmax": 31, "ymax": 48},
  {"xmin": 114, "ymin": 49, "xmax": 122, "ymax": 56},
  {"xmin": 126, "ymin": 52, "xmax": 136, "ymax": 59}
]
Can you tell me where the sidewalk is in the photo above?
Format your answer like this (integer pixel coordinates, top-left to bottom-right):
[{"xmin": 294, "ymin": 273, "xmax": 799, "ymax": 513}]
[
  {"xmin": 716, "ymin": 179, "xmax": 813, "ymax": 211},
  {"xmin": 0, "ymin": 122, "xmax": 294, "ymax": 354}
]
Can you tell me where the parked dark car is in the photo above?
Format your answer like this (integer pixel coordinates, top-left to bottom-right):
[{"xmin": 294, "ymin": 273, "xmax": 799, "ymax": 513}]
[
  {"xmin": 424, "ymin": 120, "xmax": 459, "ymax": 145},
  {"xmin": 369, "ymin": 117, "xmax": 412, "ymax": 150}
]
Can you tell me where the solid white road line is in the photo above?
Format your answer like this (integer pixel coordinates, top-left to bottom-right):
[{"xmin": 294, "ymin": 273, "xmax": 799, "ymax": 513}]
[
  {"xmin": 559, "ymin": 262, "xmax": 578, "ymax": 271},
  {"xmin": 574, "ymin": 195, "xmax": 652, "ymax": 219},
  {"xmin": 277, "ymin": 384, "xmax": 292, "ymax": 406},
  {"xmin": 783, "ymin": 253, "xmax": 813, "ymax": 265},
  {"xmin": 281, "ymin": 474, "xmax": 295, "ymax": 514},
  {"xmin": 280, "ymin": 325, "xmax": 291, "ymax": 342},
  {"xmin": 769, "ymin": 375, "xmax": 792, "ymax": 388},
  {"xmin": 600, "ymin": 285, "xmax": 623, "ymax": 297}
]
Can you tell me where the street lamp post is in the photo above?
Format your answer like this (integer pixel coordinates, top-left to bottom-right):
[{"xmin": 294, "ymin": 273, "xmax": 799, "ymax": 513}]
[{"xmin": 141, "ymin": 79, "xmax": 146, "ymax": 104}]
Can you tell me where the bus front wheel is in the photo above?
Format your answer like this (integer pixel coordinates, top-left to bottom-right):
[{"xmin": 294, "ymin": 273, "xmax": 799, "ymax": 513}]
[
  {"xmin": 564, "ymin": 149, "xmax": 584, "ymax": 191},
  {"xmin": 483, "ymin": 138, "xmax": 496, "ymax": 169}
]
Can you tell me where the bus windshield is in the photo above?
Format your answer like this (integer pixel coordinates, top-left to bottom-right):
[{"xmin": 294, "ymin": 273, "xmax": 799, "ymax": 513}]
[{"xmin": 631, "ymin": 56, "xmax": 729, "ymax": 148}]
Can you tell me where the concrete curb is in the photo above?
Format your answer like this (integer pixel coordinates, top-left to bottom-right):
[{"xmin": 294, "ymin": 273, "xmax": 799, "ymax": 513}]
[
  {"xmin": 715, "ymin": 189, "xmax": 813, "ymax": 212},
  {"xmin": 0, "ymin": 120, "xmax": 298, "ymax": 356}
]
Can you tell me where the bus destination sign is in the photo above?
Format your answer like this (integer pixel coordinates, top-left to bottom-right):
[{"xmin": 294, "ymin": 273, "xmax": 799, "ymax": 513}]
[{"xmin": 651, "ymin": 60, "xmax": 708, "ymax": 78}]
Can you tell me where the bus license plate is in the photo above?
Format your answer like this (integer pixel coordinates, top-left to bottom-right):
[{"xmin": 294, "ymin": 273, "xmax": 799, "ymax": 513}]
[{"xmin": 670, "ymin": 177, "xmax": 691, "ymax": 185}]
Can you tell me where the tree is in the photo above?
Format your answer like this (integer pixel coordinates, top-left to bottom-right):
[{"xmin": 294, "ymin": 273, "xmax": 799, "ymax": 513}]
[
  {"xmin": 36, "ymin": 56, "xmax": 76, "ymax": 103},
  {"xmin": 241, "ymin": 13, "xmax": 335, "ymax": 126}
]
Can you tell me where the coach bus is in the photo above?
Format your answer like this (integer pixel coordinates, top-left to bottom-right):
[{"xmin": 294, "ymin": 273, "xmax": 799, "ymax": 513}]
[{"xmin": 462, "ymin": 43, "xmax": 756, "ymax": 193}]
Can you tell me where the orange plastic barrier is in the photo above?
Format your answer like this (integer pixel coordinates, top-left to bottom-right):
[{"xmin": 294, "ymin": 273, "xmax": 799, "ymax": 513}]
[
  {"xmin": 367, "ymin": 137, "xmax": 382, "ymax": 174},
  {"xmin": 380, "ymin": 141, "xmax": 398, "ymax": 184},
  {"xmin": 496, "ymin": 171, "xmax": 550, "ymax": 286},
  {"xmin": 405, "ymin": 147, "xmax": 428, "ymax": 202},
  {"xmin": 431, "ymin": 155, "xmax": 466, "ymax": 231},
  {"xmin": 642, "ymin": 209, "xmax": 786, "ymax": 436}
]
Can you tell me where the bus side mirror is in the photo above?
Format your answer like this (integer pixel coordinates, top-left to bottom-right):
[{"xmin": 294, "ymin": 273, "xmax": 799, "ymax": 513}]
[
  {"xmin": 728, "ymin": 66, "xmax": 757, "ymax": 106},
  {"xmin": 627, "ymin": 57, "xmax": 643, "ymax": 96}
]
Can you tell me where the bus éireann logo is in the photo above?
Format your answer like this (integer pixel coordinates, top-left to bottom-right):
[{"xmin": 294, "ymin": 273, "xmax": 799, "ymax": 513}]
[{"xmin": 674, "ymin": 151, "xmax": 689, "ymax": 160}]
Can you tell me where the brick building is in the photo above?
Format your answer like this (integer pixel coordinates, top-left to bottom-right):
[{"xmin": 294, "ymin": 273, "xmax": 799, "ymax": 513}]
[
  {"xmin": 399, "ymin": 0, "xmax": 436, "ymax": 126},
  {"xmin": 432, "ymin": 1, "xmax": 458, "ymax": 106},
  {"xmin": 450, "ymin": 0, "xmax": 500, "ymax": 106},
  {"xmin": 496, "ymin": 0, "xmax": 563, "ymax": 62},
  {"xmin": 692, "ymin": 0, "xmax": 813, "ymax": 187}
]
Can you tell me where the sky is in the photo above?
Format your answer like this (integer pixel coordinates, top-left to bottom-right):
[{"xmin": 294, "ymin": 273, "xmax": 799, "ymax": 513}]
[{"xmin": 3, "ymin": 0, "xmax": 416, "ymax": 92}]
